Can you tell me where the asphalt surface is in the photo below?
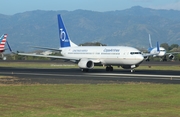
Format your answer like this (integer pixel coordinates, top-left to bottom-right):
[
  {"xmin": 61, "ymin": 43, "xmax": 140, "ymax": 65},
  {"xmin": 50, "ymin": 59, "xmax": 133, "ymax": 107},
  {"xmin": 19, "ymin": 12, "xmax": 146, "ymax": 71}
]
[{"xmin": 0, "ymin": 61, "xmax": 180, "ymax": 84}]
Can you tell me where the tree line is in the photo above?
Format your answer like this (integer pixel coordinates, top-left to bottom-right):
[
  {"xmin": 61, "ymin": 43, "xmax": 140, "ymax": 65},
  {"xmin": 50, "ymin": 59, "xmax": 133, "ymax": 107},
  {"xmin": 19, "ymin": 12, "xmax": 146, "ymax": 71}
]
[{"xmin": 160, "ymin": 43, "xmax": 180, "ymax": 52}]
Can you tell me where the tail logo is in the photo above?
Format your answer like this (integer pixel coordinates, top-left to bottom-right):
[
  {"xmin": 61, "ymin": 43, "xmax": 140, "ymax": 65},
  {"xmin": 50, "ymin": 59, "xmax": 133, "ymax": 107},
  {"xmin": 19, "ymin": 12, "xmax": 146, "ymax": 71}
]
[
  {"xmin": 0, "ymin": 34, "xmax": 7, "ymax": 51},
  {"xmin": 60, "ymin": 28, "xmax": 69, "ymax": 42}
]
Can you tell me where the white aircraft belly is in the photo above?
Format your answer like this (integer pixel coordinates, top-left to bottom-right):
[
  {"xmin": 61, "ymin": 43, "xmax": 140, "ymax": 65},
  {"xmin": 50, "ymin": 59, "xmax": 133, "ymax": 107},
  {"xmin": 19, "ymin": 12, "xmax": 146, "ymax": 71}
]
[{"xmin": 100, "ymin": 57, "xmax": 139, "ymax": 65}]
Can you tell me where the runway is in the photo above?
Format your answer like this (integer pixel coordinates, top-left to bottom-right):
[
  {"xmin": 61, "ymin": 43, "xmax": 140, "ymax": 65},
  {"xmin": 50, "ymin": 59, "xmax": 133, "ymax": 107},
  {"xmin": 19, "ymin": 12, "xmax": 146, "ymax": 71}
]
[{"xmin": 0, "ymin": 66, "xmax": 180, "ymax": 84}]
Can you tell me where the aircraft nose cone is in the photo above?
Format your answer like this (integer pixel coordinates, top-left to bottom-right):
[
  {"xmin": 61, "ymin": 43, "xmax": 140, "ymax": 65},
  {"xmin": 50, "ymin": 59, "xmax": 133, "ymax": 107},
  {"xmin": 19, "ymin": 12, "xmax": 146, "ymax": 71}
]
[
  {"xmin": 158, "ymin": 51, "xmax": 165, "ymax": 56},
  {"xmin": 139, "ymin": 55, "xmax": 144, "ymax": 62}
]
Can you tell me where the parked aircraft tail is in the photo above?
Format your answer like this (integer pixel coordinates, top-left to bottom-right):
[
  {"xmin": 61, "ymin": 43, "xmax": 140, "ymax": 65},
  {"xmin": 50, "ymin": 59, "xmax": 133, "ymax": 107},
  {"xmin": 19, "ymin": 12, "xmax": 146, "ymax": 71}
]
[
  {"xmin": 57, "ymin": 14, "xmax": 77, "ymax": 48},
  {"xmin": 149, "ymin": 34, "xmax": 152, "ymax": 48},
  {"xmin": 6, "ymin": 41, "xmax": 12, "ymax": 52},
  {"xmin": 0, "ymin": 34, "xmax": 7, "ymax": 52},
  {"xmin": 157, "ymin": 41, "xmax": 160, "ymax": 52},
  {"xmin": 147, "ymin": 34, "xmax": 154, "ymax": 52}
]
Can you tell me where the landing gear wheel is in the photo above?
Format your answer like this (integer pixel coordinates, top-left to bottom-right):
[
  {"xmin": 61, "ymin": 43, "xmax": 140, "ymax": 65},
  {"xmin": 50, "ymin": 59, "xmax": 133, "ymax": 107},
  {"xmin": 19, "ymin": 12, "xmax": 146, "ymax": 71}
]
[
  {"xmin": 131, "ymin": 69, "xmax": 135, "ymax": 73},
  {"xmin": 162, "ymin": 56, "xmax": 167, "ymax": 61},
  {"xmin": 110, "ymin": 66, "xmax": 113, "ymax": 71},
  {"xmin": 81, "ymin": 69, "xmax": 89, "ymax": 72},
  {"xmin": 163, "ymin": 58, "xmax": 167, "ymax": 61},
  {"xmin": 146, "ymin": 58, "xmax": 150, "ymax": 61},
  {"xmin": 106, "ymin": 66, "xmax": 113, "ymax": 72},
  {"xmin": 105, "ymin": 67, "xmax": 108, "ymax": 71}
]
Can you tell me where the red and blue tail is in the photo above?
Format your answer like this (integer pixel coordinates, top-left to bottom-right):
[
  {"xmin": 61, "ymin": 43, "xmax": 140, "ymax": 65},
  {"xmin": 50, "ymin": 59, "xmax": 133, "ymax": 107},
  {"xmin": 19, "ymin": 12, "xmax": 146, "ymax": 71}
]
[{"xmin": 0, "ymin": 34, "xmax": 7, "ymax": 52}]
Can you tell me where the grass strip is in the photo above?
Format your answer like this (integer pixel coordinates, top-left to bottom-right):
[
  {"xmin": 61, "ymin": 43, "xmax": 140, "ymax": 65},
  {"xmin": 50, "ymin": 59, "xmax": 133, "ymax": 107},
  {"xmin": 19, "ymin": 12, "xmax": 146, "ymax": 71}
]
[
  {"xmin": 0, "ymin": 62, "xmax": 180, "ymax": 70},
  {"xmin": 0, "ymin": 84, "xmax": 180, "ymax": 117}
]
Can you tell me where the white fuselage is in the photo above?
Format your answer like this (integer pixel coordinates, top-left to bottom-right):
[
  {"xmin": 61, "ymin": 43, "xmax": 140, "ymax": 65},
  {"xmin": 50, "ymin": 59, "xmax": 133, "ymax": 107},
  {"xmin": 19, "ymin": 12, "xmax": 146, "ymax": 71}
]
[
  {"xmin": 61, "ymin": 46, "xmax": 144, "ymax": 65},
  {"xmin": 150, "ymin": 47, "xmax": 166, "ymax": 57}
]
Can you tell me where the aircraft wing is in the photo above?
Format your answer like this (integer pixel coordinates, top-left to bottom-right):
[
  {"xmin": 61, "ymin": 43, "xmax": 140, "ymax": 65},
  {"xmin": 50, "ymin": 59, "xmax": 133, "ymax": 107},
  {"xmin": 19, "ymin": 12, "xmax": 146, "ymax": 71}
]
[
  {"xmin": 33, "ymin": 46, "xmax": 62, "ymax": 51},
  {"xmin": 142, "ymin": 53, "xmax": 159, "ymax": 57},
  {"xmin": 17, "ymin": 52, "xmax": 101, "ymax": 63},
  {"xmin": 18, "ymin": 52, "xmax": 79, "ymax": 60}
]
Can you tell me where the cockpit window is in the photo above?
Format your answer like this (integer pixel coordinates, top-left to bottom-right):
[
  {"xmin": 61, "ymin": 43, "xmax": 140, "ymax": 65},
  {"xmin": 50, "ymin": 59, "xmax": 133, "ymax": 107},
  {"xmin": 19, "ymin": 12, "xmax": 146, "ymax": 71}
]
[{"xmin": 130, "ymin": 52, "xmax": 142, "ymax": 55}]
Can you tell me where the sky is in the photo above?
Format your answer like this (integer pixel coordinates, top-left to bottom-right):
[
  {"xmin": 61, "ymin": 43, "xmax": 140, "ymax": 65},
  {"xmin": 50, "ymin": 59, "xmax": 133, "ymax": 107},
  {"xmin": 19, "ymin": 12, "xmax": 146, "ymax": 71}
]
[{"xmin": 1, "ymin": 0, "xmax": 180, "ymax": 15}]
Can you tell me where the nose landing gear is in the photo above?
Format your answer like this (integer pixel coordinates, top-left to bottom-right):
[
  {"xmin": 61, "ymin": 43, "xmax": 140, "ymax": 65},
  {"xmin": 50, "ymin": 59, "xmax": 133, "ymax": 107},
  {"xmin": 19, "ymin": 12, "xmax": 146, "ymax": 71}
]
[{"xmin": 131, "ymin": 69, "xmax": 135, "ymax": 73}]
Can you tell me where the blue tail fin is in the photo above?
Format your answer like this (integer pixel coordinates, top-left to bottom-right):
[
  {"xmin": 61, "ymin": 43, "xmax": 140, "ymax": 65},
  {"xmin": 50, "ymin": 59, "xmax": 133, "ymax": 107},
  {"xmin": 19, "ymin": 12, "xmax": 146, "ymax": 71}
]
[
  {"xmin": 148, "ymin": 34, "xmax": 153, "ymax": 48},
  {"xmin": 147, "ymin": 34, "xmax": 153, "ymax": 52},
  {"xmin": 6, "ymin": 41, "xmax": 12, "ymax": 52},
  {"xmin": 157, "ymin": 41, "xmax": 160, "ymax": 52},
  {"xmin": 57, "ymin": 14, "xmax": 77, "ymax": 48}
]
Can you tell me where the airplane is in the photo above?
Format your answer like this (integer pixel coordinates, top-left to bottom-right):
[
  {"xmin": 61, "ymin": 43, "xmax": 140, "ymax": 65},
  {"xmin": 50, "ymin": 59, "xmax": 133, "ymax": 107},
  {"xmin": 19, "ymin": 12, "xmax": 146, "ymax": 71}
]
[
  {"xmin": 0, "ymin": 34, "xmax": 8, "ymax": 60},
  {"xmin": 145, "ymin": 34, "xmax": 180, "ymax": 61},
  {"xmin": 9, "ymin": 14, "xmax": 158, "ymax": 72}
]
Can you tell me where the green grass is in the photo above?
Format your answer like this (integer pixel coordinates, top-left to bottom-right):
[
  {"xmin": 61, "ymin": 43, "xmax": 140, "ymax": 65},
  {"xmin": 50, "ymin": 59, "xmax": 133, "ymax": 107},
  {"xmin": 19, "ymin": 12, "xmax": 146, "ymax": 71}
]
[
  {"xmin": 0, "ymin": 62, "xmax": 180, "ymax": 116},
  {"xmin": 0, "ymin": 62, "xmax": 180, "ymax": 71},
  {"xmin": 0, "ymin": 62, "xmax": 76, "ymax": 69},
  {"xmin": 0, "ymin": 84, "xmax": 180, "ymax": 117}
]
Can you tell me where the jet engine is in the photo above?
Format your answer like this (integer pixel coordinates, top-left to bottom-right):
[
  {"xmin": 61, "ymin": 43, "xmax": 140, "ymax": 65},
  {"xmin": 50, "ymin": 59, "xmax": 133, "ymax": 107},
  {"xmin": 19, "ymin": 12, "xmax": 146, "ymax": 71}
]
[
  {"xmin": 78, "ymin": 59, "xmax": 94, "ymax": 69},
  {"xmin": 168, "ymin": 54, "xmax": 175, "ymax": 60}
]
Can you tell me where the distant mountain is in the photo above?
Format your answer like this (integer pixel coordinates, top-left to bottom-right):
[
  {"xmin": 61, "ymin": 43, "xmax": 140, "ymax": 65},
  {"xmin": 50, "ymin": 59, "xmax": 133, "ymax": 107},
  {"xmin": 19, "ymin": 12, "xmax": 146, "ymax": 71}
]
[{"xmin": 1, "ymin": 6, "xmax": 180, "ymax": 52}]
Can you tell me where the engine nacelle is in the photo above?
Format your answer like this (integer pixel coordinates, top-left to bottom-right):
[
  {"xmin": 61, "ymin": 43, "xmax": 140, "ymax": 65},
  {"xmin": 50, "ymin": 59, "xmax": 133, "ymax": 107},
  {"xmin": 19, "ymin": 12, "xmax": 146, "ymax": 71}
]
[
  {"xmin": 3, "ymin": 56, "xmax": 6, "ymax": 60},
  {"xmin": 168, "ymin": 54, "xmax": 175, "ymax": 60},
  {"xmin": 121, "ymin": 64, "xmax": 139, "ymax": 69},
  {"xmin": 78, "ymin": 59, "xmax": 94, "ymax": 69}
]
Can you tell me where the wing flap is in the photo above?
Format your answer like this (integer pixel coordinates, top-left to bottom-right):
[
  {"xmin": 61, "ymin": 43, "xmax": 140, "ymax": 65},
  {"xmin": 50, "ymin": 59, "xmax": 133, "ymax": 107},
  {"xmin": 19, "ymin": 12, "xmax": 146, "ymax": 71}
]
[
  {"xmin": 33, "ymin": 46, "xmax": 62, "ymax": 51},
  {"xmin": 17, "ymin": 52, "xmax": 79, "ymax": 61}
]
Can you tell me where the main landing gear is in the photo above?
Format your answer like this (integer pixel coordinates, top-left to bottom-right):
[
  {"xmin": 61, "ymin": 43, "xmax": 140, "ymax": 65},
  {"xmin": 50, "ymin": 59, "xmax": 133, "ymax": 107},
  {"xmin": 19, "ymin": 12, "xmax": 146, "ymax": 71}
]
[
  {"xmin": 80, "ymin": 66, "xmax": 135, "ymax": 72},
  {"xmin": 106, "ymin": 66, "xmax": 113, "ymax": 72},
  {"xmin": 145, "ymin": 58, "xmax": 150, "ymax": 61},
  {"xmin": 161, "ymin": 56, "xmax": 167, "ymax": 61},
  {"xmin": 1, "ymin": 54, "xmax": 6, "ymax": 60}
]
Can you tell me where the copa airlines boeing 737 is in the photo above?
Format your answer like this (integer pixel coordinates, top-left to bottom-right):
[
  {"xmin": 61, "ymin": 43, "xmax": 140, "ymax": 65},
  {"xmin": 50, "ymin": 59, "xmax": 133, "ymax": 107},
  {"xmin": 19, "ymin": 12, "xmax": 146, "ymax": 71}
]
[
  {"xmin": 12, "ymin": 14, "xmax": 157, "ymax": 72},
  {"xmin": 145, "ymin": 34, "xmax": 180, "ymax": 61}
]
